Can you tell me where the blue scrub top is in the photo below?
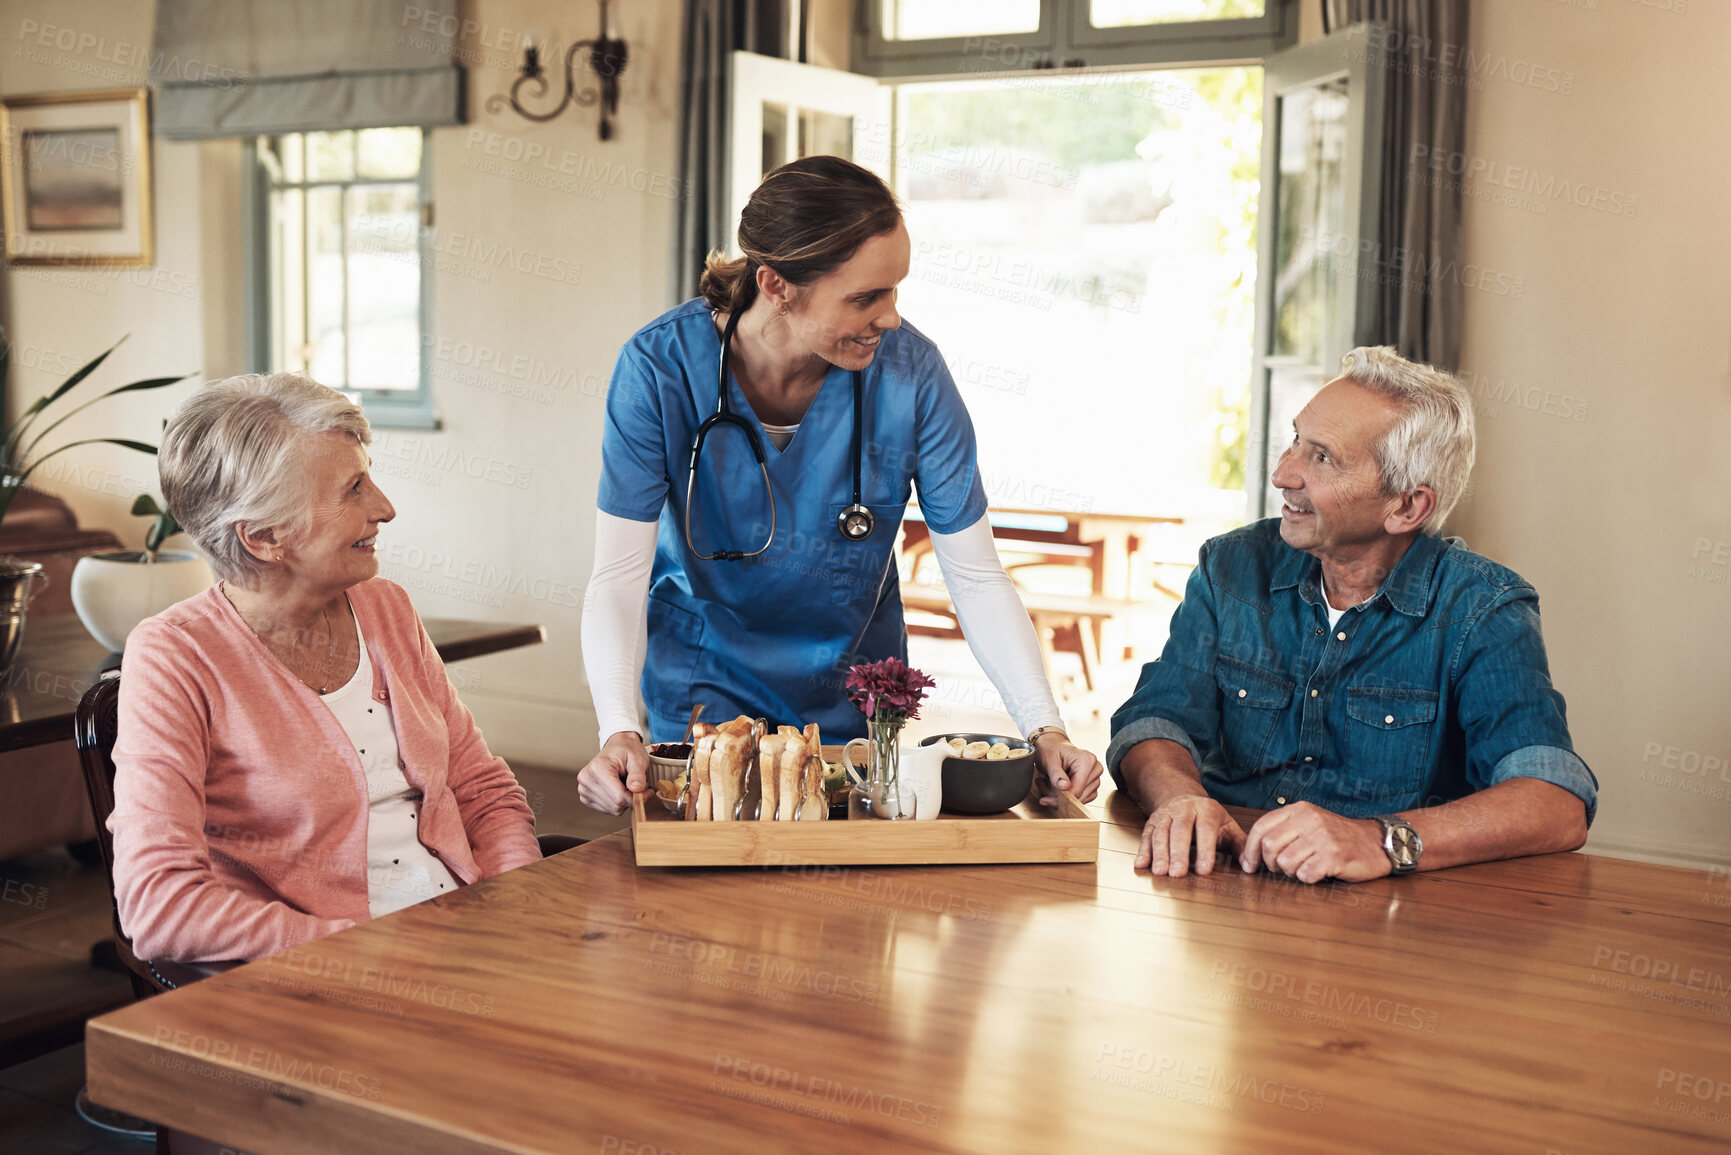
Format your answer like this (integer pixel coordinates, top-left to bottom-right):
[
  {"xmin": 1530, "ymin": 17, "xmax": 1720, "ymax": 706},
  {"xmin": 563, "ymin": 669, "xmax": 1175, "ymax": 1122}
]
[{"xmin": 598, "ymin": 299, "xmax": 989, "ymax": 742}]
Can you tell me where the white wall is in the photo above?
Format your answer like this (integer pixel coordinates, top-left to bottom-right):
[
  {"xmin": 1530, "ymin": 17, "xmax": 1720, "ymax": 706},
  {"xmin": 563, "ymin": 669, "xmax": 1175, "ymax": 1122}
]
[
  {"xmin": 1453, "ymin": 0, "xmax": 1731, "ymax": 868},
  {"xmin": 0, "ymin": 0, "xmax": 687, "ymax": 768}
]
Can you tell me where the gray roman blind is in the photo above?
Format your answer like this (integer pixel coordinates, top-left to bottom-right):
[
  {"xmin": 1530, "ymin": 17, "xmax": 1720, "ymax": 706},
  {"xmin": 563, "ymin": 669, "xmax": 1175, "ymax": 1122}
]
[{"xmin": 151, "ymin": 0, "xmax": 466, "ymax": 140}]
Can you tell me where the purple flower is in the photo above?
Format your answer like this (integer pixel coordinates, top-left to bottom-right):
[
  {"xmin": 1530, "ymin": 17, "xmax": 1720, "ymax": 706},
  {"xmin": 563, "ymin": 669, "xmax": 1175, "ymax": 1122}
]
[{"xmin": 845, "ymin": 657, "xmax": 936, "ymax": 729}]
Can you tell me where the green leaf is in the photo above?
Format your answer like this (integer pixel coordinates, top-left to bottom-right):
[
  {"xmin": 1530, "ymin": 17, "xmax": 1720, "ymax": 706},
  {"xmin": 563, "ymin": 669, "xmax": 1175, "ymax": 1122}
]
[{"xmin": 130, "ymin": 494, "xmax": 161, "ymax": 516}]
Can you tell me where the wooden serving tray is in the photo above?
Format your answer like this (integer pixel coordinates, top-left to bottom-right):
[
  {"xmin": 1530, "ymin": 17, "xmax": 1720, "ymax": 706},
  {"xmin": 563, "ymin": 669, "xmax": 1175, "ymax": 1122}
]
[{"xmin": 630, "ymin": 742, "xmax": 1099, "ymax": 868}]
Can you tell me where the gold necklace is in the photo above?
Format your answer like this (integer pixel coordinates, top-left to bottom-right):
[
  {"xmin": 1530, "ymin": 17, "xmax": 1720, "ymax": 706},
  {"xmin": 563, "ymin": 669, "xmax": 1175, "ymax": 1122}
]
[{"xmin": 223, "ymin": 583, "xmax": 339, "ymax": 694}]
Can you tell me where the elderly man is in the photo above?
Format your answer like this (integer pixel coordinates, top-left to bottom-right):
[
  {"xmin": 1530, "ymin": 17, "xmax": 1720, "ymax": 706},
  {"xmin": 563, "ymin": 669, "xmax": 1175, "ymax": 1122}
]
[{"xmin": 1110, "ymin": 346, "xmax": 1595, "ymax": 883}]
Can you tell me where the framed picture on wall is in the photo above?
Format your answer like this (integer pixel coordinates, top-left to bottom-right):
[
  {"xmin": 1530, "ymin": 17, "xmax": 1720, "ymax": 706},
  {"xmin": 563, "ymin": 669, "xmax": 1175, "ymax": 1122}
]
[{"xmin": 0, "ymin": 87, "xmax": 153, "ymax": 267}]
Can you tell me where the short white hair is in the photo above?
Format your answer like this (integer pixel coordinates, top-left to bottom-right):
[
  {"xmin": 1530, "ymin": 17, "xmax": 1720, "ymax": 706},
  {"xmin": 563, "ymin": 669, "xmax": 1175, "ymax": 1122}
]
[
  {"xmin": 1338, "ymin": 346, "xmax": 1476, "ymax": 533},
  {"xmin": 159, "ymin": 373, "xmax": 372, "ymax": 582}
]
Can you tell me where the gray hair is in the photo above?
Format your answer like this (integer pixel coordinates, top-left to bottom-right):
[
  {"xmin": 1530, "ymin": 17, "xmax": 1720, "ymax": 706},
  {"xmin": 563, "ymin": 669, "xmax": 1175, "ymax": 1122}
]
[
  {"xmin": 1337, "ymin": 346, "xmax": 1476, "ymax": 533},
  {"xmin": 159, "ymin": 373, "xmax": 372, "ymax": 582}
]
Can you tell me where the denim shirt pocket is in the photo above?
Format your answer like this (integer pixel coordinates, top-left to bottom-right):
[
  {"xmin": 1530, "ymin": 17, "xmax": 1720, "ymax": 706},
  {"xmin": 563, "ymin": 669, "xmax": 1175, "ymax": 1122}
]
[
  {"xmin": 1214, "ymin": 655, "xmax": 1294, "ymax": 781},
  {"xmin": 1344, "ymin": 686, "xmax": 1440, "ymax": 805}
]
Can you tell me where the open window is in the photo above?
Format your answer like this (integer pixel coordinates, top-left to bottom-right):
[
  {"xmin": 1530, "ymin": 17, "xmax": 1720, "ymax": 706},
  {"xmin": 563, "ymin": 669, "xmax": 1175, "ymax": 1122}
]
[{"xmin": 1245, "ymin": 25, "xmax": 1387, "ymax": 517}]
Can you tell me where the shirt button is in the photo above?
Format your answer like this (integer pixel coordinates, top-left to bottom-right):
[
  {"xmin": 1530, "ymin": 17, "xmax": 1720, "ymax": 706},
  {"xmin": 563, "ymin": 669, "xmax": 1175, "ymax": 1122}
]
[
  {"xmin": 1309, "ymin": 689, "xmax": 1319, "ymax": 698},
  {"xmin": 1303, "ymin": 756, "xmax": 1313, "ymax": 762},
  {"xmin": 1276, "ymin": 796, "xmax": 1287, "ymax": 805},
  {"xmin": 1313, "ymin": 628, "xmax": 1324, "ymax": 636},
  {"xmin": 1336, "ymin": 631, "xmax": 1347, "ymax": 641},
  {"xmin": 1237, "ymin": 689, "xmax": 1247, "ymax": 699},
  {"xmin": 1385, "ymin": 714, "xmax": 1395, "ymax": 725}
]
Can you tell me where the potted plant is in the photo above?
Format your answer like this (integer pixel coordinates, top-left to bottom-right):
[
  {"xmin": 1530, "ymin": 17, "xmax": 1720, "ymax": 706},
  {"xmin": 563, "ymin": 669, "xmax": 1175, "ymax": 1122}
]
[
  {"xmin": 0, "ymin": 332, "xmax": 192, "ymax": 657},
  {"xmin": 70, "ymin": 494, "xmax": 213, "ymax": 652}
]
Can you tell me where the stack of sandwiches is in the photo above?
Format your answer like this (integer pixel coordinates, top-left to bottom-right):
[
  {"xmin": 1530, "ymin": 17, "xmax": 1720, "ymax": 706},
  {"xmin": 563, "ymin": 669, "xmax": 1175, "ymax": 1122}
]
[{"xmin": 686, "ymin": 716, "xmax": 828, "ymax": 822}]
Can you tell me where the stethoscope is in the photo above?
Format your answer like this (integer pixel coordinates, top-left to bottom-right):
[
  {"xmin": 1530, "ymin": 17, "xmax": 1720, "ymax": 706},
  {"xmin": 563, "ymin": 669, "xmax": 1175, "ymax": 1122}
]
[{"xmin": 683, "ymin": 307, "xmax": 875, "ymax": 562}]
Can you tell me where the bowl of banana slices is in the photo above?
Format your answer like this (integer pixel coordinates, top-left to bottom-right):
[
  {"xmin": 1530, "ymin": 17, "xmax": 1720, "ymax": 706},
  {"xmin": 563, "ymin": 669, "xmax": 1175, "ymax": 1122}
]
[{"xmin": 921, "ymin": 733, "xmax": 1036, "ymax": 815}]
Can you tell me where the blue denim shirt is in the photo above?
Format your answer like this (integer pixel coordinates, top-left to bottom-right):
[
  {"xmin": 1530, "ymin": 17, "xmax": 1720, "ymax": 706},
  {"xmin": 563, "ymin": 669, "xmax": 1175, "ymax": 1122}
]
[{"xmin": 1107, "ymin": 520, "xmax": 1596, "ymax": 822}]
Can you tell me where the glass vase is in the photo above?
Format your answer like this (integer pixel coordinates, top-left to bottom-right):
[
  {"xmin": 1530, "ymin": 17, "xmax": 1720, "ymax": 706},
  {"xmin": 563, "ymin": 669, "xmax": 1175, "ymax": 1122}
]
[{"xmin": 844, "ymin": 718, "xmax": 904, "ymax": 820}]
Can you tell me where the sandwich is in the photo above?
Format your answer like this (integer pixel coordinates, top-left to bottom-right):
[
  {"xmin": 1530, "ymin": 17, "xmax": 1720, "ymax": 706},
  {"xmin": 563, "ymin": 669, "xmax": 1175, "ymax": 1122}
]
[{"xmin": 685, "ymin": 714, "xmax": 828, "ymax": 821}]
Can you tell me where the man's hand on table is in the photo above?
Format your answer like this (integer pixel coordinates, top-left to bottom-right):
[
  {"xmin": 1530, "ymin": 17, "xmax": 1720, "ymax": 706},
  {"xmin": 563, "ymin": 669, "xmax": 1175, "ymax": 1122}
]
[
  {"xmin": 1034, "ymin": 734, "xmax": 1103, "ymax": 806},
  {"xmin": 1238, "ymin": 802, "xmax": 1389, "ymax": 883},
  {"xmin": 1135, "ymin": 795, "xmax": 1246, "ymax": 877},
  {"xmin": 577, "ymin": 731, "xmax": 650, "ymax": 815}
]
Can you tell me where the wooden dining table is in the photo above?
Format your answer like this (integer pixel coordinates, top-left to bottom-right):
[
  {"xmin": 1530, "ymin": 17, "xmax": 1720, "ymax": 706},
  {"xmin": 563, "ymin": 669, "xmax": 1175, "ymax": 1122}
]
[{"xmin": 83, "ymin": 791, "xmax": 1731, "ymax": 1153}]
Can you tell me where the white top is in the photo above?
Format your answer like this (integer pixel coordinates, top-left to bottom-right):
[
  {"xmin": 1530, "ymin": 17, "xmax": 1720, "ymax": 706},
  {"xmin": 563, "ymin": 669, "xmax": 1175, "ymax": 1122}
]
[
  {"xmin": 1326, "ymin": 600, "xmax": 1347, "ymax": 628},
  {"xmin": 321, "ymin": 614, "xmax": 459, "ymax": 919},
  {"xmin": 761, "ymin": 422, "xmax": 799, "ymax": 451},
  {"xmin": 582, "ymin": 510, "xmax": 1065, "ymax": 743}
]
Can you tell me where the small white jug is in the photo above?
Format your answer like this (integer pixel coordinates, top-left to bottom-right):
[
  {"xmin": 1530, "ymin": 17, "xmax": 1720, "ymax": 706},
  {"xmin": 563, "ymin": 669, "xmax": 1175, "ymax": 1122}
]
[{"xmin": 897, "ymin": 741, "xmax": 946, "ymax": 820}]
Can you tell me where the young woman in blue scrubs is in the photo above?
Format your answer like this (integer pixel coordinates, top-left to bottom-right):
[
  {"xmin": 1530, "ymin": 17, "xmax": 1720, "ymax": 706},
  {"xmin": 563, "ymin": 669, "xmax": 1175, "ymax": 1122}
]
[{"xmin": 576, "ymin": 156, "xmax": 1102, "ymax": 815}]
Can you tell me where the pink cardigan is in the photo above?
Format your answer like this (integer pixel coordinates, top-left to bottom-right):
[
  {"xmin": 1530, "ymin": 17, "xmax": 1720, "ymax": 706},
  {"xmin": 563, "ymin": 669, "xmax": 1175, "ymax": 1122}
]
[{"xmin": 109, "ymin": 578, "xmax": 541, "ymax": 962}]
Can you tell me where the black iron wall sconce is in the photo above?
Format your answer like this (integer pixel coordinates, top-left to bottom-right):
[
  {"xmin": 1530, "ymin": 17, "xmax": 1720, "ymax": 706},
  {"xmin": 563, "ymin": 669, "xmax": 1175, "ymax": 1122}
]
[{"xmin": 486, "ymin": 0, "xmax": 629, "ymax": 141}]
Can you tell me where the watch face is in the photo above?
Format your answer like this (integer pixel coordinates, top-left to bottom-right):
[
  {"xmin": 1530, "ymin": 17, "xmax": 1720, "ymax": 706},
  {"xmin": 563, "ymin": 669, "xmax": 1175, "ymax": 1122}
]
[{"xmin": 1389, "ymin": 824, "xmax": 1419, "ymax": 865}]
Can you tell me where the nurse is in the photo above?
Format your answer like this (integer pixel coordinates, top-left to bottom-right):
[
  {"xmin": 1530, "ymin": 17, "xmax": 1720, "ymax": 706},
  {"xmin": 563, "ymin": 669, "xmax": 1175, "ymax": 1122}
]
[{"xmin": 577, "ymin": 155, "xmax": 1102, "ymax": 815}]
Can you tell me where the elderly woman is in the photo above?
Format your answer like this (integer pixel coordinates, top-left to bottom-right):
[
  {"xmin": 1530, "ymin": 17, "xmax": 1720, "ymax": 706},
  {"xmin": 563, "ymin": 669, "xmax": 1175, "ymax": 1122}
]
[{"xmin": 108, "ymin": 373, "xmax": 541, "ymax": 965}]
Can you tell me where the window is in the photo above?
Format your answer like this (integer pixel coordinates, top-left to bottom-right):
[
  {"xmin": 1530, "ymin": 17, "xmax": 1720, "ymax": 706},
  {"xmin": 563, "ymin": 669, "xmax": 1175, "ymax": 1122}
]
[
  {"xmin": 856, "ymin": 0, "xmax": 1293, "ymax": 77},
  {"xmin": 249, "ymin": 128, "xmax": 436, "ymax": 428}
]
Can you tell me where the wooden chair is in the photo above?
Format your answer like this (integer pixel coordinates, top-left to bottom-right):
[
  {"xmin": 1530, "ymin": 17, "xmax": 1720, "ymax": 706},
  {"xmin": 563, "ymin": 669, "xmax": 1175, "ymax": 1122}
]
[{"xmin": 74, "ymin": 674, "xmax": 585, "ymax": 996}]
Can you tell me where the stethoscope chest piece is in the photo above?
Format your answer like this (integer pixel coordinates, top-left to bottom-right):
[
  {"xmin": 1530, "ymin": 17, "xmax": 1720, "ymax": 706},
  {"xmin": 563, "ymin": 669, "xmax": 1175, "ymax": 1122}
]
[{"xmin": 838, "ymin": 503, "xmax": 875, "ymax": 541}]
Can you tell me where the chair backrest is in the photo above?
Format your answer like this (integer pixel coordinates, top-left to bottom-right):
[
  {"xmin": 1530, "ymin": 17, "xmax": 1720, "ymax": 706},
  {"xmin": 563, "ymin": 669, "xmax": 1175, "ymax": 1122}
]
[{"xmin": 74, "ymin": 671, "xmax": 170, "ymax": 999}]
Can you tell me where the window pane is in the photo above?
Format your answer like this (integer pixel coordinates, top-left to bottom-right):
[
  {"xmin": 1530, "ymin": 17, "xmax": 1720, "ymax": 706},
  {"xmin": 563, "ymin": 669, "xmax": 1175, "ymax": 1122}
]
[
  {"xmin": 357, "ymin": 127, "xmax": 423, "ymax": 180},
  {"xmin": 761, "ymin": 103, "xmax": 790, "ymax": 180},
  {"xmin": 896, "ymin": 67, "xmax": 1260, "ymax": 519},
  {"xmin": 1091, "ymin": 0, "xmax": 1264, "ymax": 26},
  {"xmin": 306, "ymin": 130, "xmax": 355, "ymax": 182},
  {"xmin": 268, "ymin": 186, "xmax": 306, "ymax": 374},
  {"xmin": 799, "ymin": 110, "xmax": 853, "ymax": 159},
  {"xmin": 881, "ymin": 0, "xmax": 1039, "ymax": 40},
  {"xmin": 307, "ymin": 186, "xmax": 347, "ymax": 386},
  {"xmin": 1270, "ymin": 80, "xmax": 1348, "ymax": 365},
  {"xmin": 347, "ymin": 185, "xmax": 420, "ymax": 391}
]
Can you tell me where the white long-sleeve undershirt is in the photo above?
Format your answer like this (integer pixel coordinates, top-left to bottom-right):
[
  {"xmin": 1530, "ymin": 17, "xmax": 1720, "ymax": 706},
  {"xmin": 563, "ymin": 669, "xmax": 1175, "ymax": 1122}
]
[{"xmin": 580, "ymin": 510, "xmax": 1066, "ymax": 743}]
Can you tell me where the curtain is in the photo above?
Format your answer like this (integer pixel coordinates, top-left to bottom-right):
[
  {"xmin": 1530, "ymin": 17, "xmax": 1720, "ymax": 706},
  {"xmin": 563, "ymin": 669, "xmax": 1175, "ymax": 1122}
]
[
  {"xmin": 671, "ymin": 0, "xmax": 789, "ymax": 305},
  {"xmin": 1324, "ymin": 0, "xmax": 1470, "ymax": 370},
  {"xmin": 150, "ymin": 0, "xmax": 466, "ymax": 140}
]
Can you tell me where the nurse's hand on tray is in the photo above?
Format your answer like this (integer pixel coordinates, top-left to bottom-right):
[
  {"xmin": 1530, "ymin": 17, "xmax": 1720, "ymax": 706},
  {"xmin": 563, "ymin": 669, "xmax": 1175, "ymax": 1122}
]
[
  {"xmin": 577, "ymin": 731, "xmax": 651, "ymax": 815},
  {"xmin": 1033, "ymin": 734, "xmax": 1104, "ymax": 807}
]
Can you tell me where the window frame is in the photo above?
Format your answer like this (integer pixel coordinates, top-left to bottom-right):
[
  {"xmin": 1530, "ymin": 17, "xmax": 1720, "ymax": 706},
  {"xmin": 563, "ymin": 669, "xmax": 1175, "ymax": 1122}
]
[
  {"xmin": 242, "ymin": 129, "xmax": 440, "ymax": 431},
  {"xmin": 854, "ymin": 0, "xmax": 1296, "ymax": 78}
]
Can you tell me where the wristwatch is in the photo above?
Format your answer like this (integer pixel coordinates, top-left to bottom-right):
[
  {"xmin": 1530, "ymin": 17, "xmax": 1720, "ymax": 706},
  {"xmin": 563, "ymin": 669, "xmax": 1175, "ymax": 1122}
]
[
  {"xmin": 1371, "ymin": 815, "xmax": 1422, "ymax": 874},
  {"xmin": 1025, "ymin": 726, "xmax": 1069, "ymax": 747}
]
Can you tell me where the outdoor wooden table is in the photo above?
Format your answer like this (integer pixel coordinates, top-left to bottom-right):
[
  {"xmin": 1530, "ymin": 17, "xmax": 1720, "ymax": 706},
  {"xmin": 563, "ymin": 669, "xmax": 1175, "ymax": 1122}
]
[{"xmin": 83, "ymin": 792, "xmax": 1731, "ymax": 1153}]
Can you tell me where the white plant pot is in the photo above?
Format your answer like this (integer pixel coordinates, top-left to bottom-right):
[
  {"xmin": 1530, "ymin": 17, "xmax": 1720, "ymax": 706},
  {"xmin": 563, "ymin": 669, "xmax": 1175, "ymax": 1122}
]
[{"xmin": 71, "ymin": 550, "xmax": 213, "ymax": 652}]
